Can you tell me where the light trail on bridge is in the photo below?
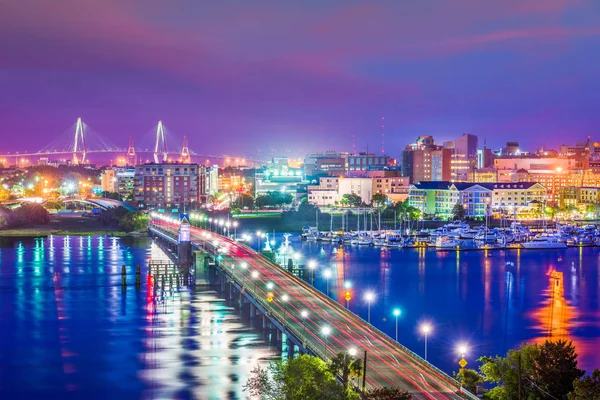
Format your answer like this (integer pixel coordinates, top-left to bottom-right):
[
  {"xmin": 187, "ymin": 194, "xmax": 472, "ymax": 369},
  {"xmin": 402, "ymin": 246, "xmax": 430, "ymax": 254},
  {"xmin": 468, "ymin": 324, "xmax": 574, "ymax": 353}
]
[{"xmin": 150, "ymin": 220, "xmax": 474, "ymax": 399}]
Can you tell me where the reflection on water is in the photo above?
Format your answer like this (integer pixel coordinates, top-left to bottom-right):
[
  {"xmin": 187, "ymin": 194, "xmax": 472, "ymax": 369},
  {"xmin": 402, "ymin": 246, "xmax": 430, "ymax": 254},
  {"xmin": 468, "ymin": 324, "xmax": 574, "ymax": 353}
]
[
  {"xmin": 0, "ymin": 236, "xmax": 278, "ymax": 399},
  {"xmin": 291, "ymin": 237, "xmax": 600, "ymax": 374}
]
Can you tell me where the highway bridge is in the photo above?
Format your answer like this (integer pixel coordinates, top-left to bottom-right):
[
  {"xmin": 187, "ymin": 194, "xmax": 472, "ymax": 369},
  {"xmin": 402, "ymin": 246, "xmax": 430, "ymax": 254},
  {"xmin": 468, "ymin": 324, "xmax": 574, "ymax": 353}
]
[{"xmin": 148, "ymin": 219, "xmax": 476, "ymax": 400}]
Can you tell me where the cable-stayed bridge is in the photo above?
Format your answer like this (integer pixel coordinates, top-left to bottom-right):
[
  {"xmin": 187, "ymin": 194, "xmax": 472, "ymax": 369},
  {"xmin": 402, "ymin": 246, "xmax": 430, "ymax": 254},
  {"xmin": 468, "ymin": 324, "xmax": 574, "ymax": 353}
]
[{"xmin": 0, "ymin": 118, "xmax": 261, "ymax": 167}]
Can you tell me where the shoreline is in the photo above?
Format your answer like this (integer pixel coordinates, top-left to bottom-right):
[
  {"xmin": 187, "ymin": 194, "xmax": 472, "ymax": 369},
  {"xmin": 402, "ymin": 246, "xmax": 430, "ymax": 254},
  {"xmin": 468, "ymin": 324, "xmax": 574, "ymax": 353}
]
[{"xmin": 0, "ymin": 229, "xmax": 132, "ymax": 237}]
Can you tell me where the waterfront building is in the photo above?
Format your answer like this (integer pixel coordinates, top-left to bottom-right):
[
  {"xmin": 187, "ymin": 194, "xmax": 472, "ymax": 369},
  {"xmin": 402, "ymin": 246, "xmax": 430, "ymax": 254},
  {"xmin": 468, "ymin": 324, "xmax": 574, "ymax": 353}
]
[
  {"xmin": 303, "ymin": 151, "xmax": 347, "ymax": 177},
  {"xmin": 254, "ymin": 158, "xmax": 306, "ymax": 197},
  {"xmin": 401, "ymin": 136, "xmax": 451, "ymax": 183},
  {"xmin": 307, "ymin": 174, "xmax": 409, "ymax": 206},
  {"xmin": 345, "ymin": 152, "xmax": 390, "ymax": 175},
  {"xmin": 100, "ymin": 169, "xmax": 115, "ymax": 193},
  {"xmin": 304, "ymin": 151, "xmax": 390, "ymax": 178},
  {"xmin": 134, "ymin": 163, "xmax": 201, "ymax": 209},
  {"xmin": 408, "ymin": 181, "xmax": 546, "ymax": 218},
  {"xmin": 204, "ymin": 165, "xmax": 219, "ymax": 196},
  {"xmin": 444, "ymin": 133, "xmax": 478, "ymax": 182},
  {"xmin": 100, "ymin": 167, "xmax": 135, "ymax": 199}
]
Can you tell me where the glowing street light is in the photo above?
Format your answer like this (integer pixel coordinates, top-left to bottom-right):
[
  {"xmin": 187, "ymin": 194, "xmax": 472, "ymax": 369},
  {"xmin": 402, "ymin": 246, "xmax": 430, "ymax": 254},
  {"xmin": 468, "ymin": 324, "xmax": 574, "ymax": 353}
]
[
  {"xmin": 251, "ymin": 270, "xmax": 260, "ymax": 292},
  {"xmin": 348, "ymin": 347, "xmax": 357, "ymax": 357},
  {"xmin": 308, "ymin": 260, "xmax": 317, "ymax": 285},
  {"xmin": 239, "ymin": 262, "xmax": 248, "ymax": 285},
  {"xmin": 266, "ymin": 281, "xmax": 274, "ymax": 290},
  {"xmin": 364, "ymin": 291, "xmax": 375, "ymax": 323},
  {"xmin": 323, "ymin": 269, "xmax": 332, "ymax": 296},
  {"xmin": 421, "ymin": 323, "xmax": 432, "ymax": 361},
  {"xmin": 457, "ymin": 343, "xmax": 469, "ymax": 374},
  {"xmin": 392, "ymin": 308, "xmax": 401, "ymax": 341},
  {"xmin": 300, "ymin": 309, "xmax": 309, "ymax": 335}
]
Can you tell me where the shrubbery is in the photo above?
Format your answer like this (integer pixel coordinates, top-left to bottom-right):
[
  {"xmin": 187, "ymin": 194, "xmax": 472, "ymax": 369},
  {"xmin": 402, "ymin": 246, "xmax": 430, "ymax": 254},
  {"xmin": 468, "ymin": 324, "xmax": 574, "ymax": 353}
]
[
  {"xmin": 0, "ymin": 203, "xmax": 50, "ymax": 229},
  {"xmin": 99, "ymin": 207, "xmax": 149, "ymax": 232}
]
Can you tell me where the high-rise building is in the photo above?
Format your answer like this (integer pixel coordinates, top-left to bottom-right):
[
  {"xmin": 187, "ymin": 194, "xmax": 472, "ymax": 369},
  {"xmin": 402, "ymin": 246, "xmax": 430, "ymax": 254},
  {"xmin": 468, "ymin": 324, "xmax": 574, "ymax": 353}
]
[
  {"xmin": 445, "ymin": 133, "xmax": 478, "ymax": 182},
  {"xmin": 134, "ymin": 163, "xmax": 201, "ymax": 209},
  {"xmin": 402, "ymin": 136, "xmax": 451, "ymax": 183}
]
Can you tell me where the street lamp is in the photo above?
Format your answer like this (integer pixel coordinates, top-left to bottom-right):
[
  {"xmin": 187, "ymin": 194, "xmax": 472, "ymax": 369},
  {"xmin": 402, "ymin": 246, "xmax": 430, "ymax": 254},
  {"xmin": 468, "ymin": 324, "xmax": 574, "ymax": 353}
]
[
  {"xmin": 239, "ymin": 262, "xmax": 248, "ymax": 285},
  {"xmin": 323, "ymin": 269, "xmax": 332, "ymax": 297},
  {"xmin": 364, "ymin": 291, "xmax": 375, "ymax": 323},
  {"xmin": 251, "ymin": 270, "xmax": 260, "ymax": 292},
  {"xmin": 321, "ymin": 326, "xmax": 331, "ymax": 359},
  {"xmin": 281, "ymin": 294, "xmax": 289, "ymax": 322},
  {"xmin": 256, "ymin": 231, "xmax": 262, "ymax": 250},
  {"xmin": 421, "ymin": 323, "xmax": 432, "ymax": 361},
  {"xmin": 266, "ymin": 281, "xmax": 274, "ymax": 290},
  {"xmin": 308, "ymin": 260, "xmax": 317, "ymax": 285},
  {"xmin": 348, "ymin": 347, "xmax": 357, "ymax": 357},
  {"xmin": 300, "ymin": 309, "xmax": 309, "ymax": 335},
  {"xmin": 393, "ymin": 308, "xmax": 401, "ymax": 341},
  {"xmin": 457, "ymin": 343, "xmax": 468, "ymax": 374}
]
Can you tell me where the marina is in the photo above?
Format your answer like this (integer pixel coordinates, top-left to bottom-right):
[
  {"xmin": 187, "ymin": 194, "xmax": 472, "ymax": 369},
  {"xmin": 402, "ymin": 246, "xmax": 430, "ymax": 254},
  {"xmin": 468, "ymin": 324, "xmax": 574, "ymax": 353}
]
[{"xmin": 299, "ymin": 217, "xmax": 600, "ymax": 251}]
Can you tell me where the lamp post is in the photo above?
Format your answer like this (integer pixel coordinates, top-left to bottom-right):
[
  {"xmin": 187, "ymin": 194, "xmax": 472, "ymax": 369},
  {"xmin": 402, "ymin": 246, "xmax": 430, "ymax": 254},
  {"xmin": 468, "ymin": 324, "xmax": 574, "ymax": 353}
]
[
  {"xmin": 344, "ymin": 281, "xmax": 352, "ymax": 309},
  {"xmin": 457, "ymin": 343, "xmax": 468, "ymax": 393},
  {"xmin": 421, "ymin": 323, "xmax": 432, "ymax": 361},
  {"xmin": 364, "ymin": 291, "xmax": 375, "ymax": 323},
  {"xmin": 233, "ymin": 221, "xmax": 238, "ymax": 240},
  {"xmin": 393, "ymin": 308, "xmax": 401, "ymax": 341},
  {"xmin": 251, "ymin": 270, "xmax": 259, "ymax": 293},
  {"xmin": 308, "ymin": 260, "xmax": 317, "ymax": 285},
  {"xmin": 458, "ymin": 344, "xmax": 468, "ymax": 373},
  {"xmin": 348, "ymin": 347, "xmax": 358, "ymax": 387},
  {"xmin": 281, "ymin": 294, "xmax": 289, "ymax": 323},
  {"xmin": 300, "ymin": 309, "xmax": 309, "ymax": 336},
  {"xmin": 256, "ymin": 230, "xmax": 262, "ymax": 250},
  {"xmin": 321, "ymin": 326, "xmax": 331, "ymax": 359},
  {"xmin": 323, "ymin": 269, "xmax": 332, "ymax": 297},
  {"xmin": 240, "ymin": 262, "xmax": 248, "ymax": 286}
]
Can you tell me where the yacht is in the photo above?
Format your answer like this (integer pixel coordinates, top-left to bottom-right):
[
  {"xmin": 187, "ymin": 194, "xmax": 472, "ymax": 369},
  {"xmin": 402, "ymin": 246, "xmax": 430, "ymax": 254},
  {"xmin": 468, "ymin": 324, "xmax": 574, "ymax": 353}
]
[
  {"xmin": 301, "ymin": 226, "xmax": 319, "ymax": 241},
  {"xmin": 522, "ymin": 235, "xmax": 567, "ymax": 249},
  {"xmin": 435, "ymin": 236, "xmax": 462, "ymax": 250}
]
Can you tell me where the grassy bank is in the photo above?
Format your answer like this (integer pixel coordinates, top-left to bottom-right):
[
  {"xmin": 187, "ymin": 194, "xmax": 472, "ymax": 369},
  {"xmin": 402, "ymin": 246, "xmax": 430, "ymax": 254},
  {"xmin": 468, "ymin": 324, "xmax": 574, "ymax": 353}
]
[{"xmin": 0, "ymin": 214, "xmax": 135, "ymax": 237}]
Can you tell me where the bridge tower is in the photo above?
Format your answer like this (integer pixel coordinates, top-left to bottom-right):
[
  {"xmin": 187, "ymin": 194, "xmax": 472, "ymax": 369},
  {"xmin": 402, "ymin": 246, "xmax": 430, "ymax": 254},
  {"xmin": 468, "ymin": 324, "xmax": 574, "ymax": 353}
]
[
  {"xmin": 126, "ymin": 136, "xmax": 136, "ymax": 166},
  {"xmin": 73, "ymin": 117, "xmax": 87, "ymax": 165},
  {"xmin": 181, "ymin": 136, "xmax": 191, "ymax": 164},
  {"xmin": 153, "ymin": 121, "xmax": 167, "ymax": 163}
]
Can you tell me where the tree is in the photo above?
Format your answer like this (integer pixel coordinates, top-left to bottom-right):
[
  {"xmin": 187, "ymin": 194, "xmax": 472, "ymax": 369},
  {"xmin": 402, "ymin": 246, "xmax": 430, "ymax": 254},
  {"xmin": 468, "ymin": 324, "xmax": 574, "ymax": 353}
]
[
  {"xmin": 256, "ymin": 191, "xmax": 293, "ymax": 208},
  {"xmin": 371, "ymin": 193, "xmax": 388, "ymax": 209},
  {"xmin": 363, "ymin": 386, "xmax": 412, "ymax": 400},
  {"xmin": 329, "ymin": 351, "xmax": 363, "ymax": 390},
  {"xmin": 454, "ymin": 369, "xmax": 483, "ymax": 394},
  {"xmin": 534, "ymin": 340, "xmax": 584, "ymax": 398},
  {"xmin": 452, "ymin": 202, "xmax": 465, "ymax": 220},
  {"xmin": 101, "ymin": 191, "xmax": 122, "ymax": 201},
  {"xmin": 569, "ymin": 369, "xmax": 600, "ymax": 400},
  {"xmin": 233, "ymin": 193, "xmax": 254, "ymax": 209},
  {"xmin": 479, "ymin": 340, "xmax": 583, "ymax": 400},
  {"xmin": 244, "ymin": 355, "xmax": 349, "ymax": 400},
  {"xmin": 341, "ymin": 193, "xmax": 363, "ymax": 208}
]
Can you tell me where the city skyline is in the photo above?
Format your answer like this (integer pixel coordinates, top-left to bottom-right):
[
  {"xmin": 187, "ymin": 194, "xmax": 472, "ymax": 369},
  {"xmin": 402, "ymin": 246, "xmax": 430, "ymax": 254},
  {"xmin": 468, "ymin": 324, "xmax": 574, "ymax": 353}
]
[{"xmin": 1, "ymin": 1, "xmax": 599, "ymax": 156}]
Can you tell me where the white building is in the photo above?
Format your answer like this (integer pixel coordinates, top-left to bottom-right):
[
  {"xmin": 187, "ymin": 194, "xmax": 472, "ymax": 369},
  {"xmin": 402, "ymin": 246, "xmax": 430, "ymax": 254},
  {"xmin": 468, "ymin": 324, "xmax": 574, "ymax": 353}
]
[{"xmin": 308, "ymin": 177, "xmax": 373, "ymax": 206}]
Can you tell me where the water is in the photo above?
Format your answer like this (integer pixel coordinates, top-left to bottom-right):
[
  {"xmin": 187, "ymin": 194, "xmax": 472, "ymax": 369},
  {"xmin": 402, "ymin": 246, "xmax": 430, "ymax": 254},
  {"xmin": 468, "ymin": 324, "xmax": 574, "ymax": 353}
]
[
  {"xmin": 0, "ymin": 236, "xmax": 277, "ymax": 399},
  {"xmin": 268, "ymin": 235, "xmax": 600, "ymax": 374}
]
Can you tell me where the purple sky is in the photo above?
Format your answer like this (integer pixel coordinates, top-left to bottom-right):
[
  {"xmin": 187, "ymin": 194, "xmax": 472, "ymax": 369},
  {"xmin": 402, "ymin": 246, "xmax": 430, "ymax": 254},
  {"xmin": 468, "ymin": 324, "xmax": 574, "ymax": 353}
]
[{"xmin": 1, "ymin": 0, "xmax": 599, "ymax": 160}]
